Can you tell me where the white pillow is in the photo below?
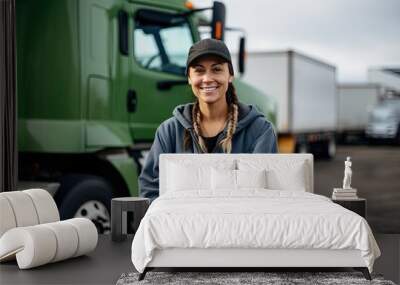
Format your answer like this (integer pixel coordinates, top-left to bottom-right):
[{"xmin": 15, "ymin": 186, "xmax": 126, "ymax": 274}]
[
  {"xmin": 211, "ymin": 168, "xmax": 236, "ymax": 190},
  {"xmin": 266, "ymin": 166, "xmax": 306, "ymax": 191},
  {"xmin": 238, "ymin": 159, "xmax": 307, "ymax": 191},
  {"xmin": 167, "ymin": 159, "xmax": 235, "ymax": 192},
  {"xmin": 167, "ymin": 162, "xmax": 210, "ymax": 191},
  {"xmin": 211, "ymin": 168, "xmax": 268, "ymax": 190},
  {"xmin": 236, "ymin": 169, "xmax": 268, "ymax": 189}
]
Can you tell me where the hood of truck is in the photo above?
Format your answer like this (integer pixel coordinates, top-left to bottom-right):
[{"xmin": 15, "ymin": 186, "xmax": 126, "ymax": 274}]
[{"xmin": 233, "ymin": 79, "xmax": 277, "ymax": 127}]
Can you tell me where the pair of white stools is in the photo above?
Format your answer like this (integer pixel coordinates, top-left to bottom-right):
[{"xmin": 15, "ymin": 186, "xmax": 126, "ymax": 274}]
[{"xmin": 0, "ymin": 189, "xmax": 98, "ymax": 269}]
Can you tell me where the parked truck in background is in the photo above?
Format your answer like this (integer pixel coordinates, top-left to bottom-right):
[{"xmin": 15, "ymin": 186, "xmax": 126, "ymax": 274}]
[
  {"xmin": 16, "ymin": 0, "xmax": 277, "ymax": 233},
  {"xmin": 236, "ymin": 50, "xmax": 337, "ymax": 158},
  {"xmin": 368, "ymin": 68, "xmax": 400, "ymax": 92},
  {"xmin": 366, "ymin": 68, "xmax": 400, "ymax": 144},
  {"xmin": 366, "ymin": 95, "xmax": 400, "ymax": 144},
  {"xmin": 337, "ymin": 83, "xmax": 383, "ymax": 142}
]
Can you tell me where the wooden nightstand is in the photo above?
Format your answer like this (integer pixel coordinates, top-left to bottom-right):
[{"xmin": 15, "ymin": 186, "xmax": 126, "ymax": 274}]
[
  {"xmin": 332, "ymin": 198, "xmax": 366, "ymax": 218},
  {"xmin": 111, "ymin": 197, "xmax": 150, "ymax": 242}
]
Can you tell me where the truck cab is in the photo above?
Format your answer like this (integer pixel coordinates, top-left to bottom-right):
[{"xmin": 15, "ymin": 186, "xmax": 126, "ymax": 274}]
[
  {"xmin": 366, "ymin": 96, "xmax": 400, "ymax": 143},
  {"xmin": 16, "ymin": 0, "xmax": 277, "ymax": 233}
]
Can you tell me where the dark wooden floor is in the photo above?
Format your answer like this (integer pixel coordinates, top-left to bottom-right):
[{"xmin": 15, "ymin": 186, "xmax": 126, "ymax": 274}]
[
  {"xmin": 0, "ymin": 235, "xmax": 134, "ymax": 285},
  {"xmin": 1, "ymin": 145, "xmax": 399, "ymax": 284},
  {"xmin": 0, "ymin": 234, "xmax": 399, "ymax": 285},
  {"xmin": 314, "ymin": 145, "xmax": 400, "ymax": 233}
]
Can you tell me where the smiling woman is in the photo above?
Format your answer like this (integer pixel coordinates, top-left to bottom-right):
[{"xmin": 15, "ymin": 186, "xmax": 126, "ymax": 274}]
[
  {"xmin": 185, "ymin": 40, "xmax": 237, "ymax": 153},
  {"xmin": 189, "ymin": 57, "xmax": 232, "ymax": 106},
  {"xmin": 138, "ymin": 38, "xmax": 278, "ymax": 201}
]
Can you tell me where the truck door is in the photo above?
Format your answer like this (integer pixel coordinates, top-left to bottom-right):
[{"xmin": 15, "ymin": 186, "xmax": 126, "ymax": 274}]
[{"xmin": 127, "ymin": 5, "xmax": 196, "ymax": 143}]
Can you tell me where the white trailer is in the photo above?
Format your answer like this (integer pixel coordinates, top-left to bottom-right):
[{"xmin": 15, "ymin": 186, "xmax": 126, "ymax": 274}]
[
  {"xmin": 337, "ymin": 83, "xmax": 383, "ymax": 141},
  {"xmin": 237, "ymin": 50, "xmax": 337, "ymax": 158}
]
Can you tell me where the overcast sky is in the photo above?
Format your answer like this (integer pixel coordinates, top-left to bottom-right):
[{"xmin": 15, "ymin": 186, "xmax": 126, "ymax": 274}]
[{"xmin": 192, "ymin": 0, "xmax": 400, "ymax": 83}]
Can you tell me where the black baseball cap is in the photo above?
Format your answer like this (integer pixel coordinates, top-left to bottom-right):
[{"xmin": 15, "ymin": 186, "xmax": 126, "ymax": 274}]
[{"xmin": 185, "ymin": 38, "xmax": 234, "ymax": 76}]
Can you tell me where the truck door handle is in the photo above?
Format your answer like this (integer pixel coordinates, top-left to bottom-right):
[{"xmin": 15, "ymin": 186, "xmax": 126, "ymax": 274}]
[
  {"xmin": 127, "ymin": 90, "xmax": 137, "ymax": 113},
  {"xmin": 157, "ymin": 80, "xmax": 188, "ymax": 90}
]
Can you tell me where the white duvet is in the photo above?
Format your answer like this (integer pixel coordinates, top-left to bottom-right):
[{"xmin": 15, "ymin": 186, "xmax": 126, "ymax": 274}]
[{"xmin": 131, "ymin": 190, "xmax": 380, "ymax": 273}]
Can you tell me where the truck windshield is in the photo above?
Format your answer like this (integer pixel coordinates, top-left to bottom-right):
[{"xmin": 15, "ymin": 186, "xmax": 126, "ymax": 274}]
[
  {"xmin": 380, "ymin": 98, "xmax": 400, "ymax": 108},
  {"xmin": 134, "ymin": 9, "xmax": 193, "ymax": 76}
]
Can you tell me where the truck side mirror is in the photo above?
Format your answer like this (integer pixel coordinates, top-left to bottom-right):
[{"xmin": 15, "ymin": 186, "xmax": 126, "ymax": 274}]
[
  {"xmin": 238, "ymin": 36, "xmax": 246, "ymax": 74},
  {"xmin": 211, "ymin": 1, "xmax": 225, "ymax": 40}
]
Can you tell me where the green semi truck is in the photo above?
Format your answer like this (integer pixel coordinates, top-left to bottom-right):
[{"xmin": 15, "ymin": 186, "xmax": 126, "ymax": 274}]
[{"xmin": 16, "ymin": 0, "xmax": 277, "ymax": 233}]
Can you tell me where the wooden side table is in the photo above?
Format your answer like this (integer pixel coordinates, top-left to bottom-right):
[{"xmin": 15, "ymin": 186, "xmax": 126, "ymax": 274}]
[
  {"xmin": 332, "ymin": 198, "xmax": 366, "ymax": 218},
  {"xmin": 111, "ymin": 197, "xmax": 150, "ymax": 242}
]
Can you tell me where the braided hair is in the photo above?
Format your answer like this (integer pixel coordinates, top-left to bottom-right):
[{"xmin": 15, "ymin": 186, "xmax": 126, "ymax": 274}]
[{"xmin": 183, "ymin": 80, "xmax": 239, "ymax": 153}]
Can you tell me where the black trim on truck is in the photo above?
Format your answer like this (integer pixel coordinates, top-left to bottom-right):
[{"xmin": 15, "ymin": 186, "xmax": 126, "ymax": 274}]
[{"xmin": 118, "ymin": 10, "xmax": 129, "ymax": 56}]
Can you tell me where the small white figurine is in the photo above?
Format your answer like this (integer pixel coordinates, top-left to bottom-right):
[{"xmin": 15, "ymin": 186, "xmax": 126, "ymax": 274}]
[{"xmin": 342, "ymin": 156, "xmax": 352, "ymax": 189}]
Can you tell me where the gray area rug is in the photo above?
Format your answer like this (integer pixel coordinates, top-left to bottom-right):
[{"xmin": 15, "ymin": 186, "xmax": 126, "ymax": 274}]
[{"xmin": 116, "ymin": 271, "xmax": 396, "ymax": 285}]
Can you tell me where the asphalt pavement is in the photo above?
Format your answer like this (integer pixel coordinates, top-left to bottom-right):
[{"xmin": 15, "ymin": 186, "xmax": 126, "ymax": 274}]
[{"xmin": 314, "ymin": 144, "xmax": 400, "ymax": 233}]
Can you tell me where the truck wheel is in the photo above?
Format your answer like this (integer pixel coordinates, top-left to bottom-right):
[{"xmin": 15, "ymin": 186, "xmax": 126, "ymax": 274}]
[
  {"xmin": 55, "ymin": 174, "xmax": 113, "ymax": 234},
  {"xmin": 395, "ymin": 125, "xmax": 400, "ymax": 145},
  {"xmin": 321, "ymin": 138, "xmax": 336, "ymax": 159},
  {"xmin": 296, "ymin": 142, "xmax": 308, "ymax": 154},
  {"xmin": 336, "ymin": 132, "xmax": 346, "ymax": 144},
  {"xmin": 367, "ymin": 136, "xmax": 377, "ymax": 145},
  {"xmin": 130, "ymin": 149, "xmax": 150, "ymax": 176}
]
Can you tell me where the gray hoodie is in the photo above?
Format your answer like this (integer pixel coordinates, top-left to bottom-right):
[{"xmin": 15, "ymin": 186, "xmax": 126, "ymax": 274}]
[{"xmin": 138, "ymin": 102, "xmax": 278, "ymax": 201}]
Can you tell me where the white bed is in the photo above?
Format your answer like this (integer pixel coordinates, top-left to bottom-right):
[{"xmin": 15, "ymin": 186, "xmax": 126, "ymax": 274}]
[{"xmin": 131, "ymin": 154, "xmax": 380, "ymax": 280}]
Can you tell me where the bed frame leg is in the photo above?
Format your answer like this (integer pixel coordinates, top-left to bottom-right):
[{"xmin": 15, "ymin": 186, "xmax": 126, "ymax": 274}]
[
  {"xmin": 138, "ymin": 268, "xmax": 148, "ymax": 281},
  {"xmin": 354, "ymin": 267, "xmax": 371, "ymax": 280}
]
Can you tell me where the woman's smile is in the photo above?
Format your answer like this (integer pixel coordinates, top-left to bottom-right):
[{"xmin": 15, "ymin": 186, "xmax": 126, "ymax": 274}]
[{"xmin": 200, "ymin": 85, "xmax": 219, "ymax": 95}]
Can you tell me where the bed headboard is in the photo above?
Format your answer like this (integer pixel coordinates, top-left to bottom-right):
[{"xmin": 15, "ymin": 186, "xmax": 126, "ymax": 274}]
[{"xmin": 159, "ymin": 153, "xmax": 314, "ymax": 195}]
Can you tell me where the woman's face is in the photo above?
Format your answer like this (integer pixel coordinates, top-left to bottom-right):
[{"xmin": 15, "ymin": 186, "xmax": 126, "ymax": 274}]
[{"xmin": 188, "ymin": 55, "xmax": 233, "ymax": 105}]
